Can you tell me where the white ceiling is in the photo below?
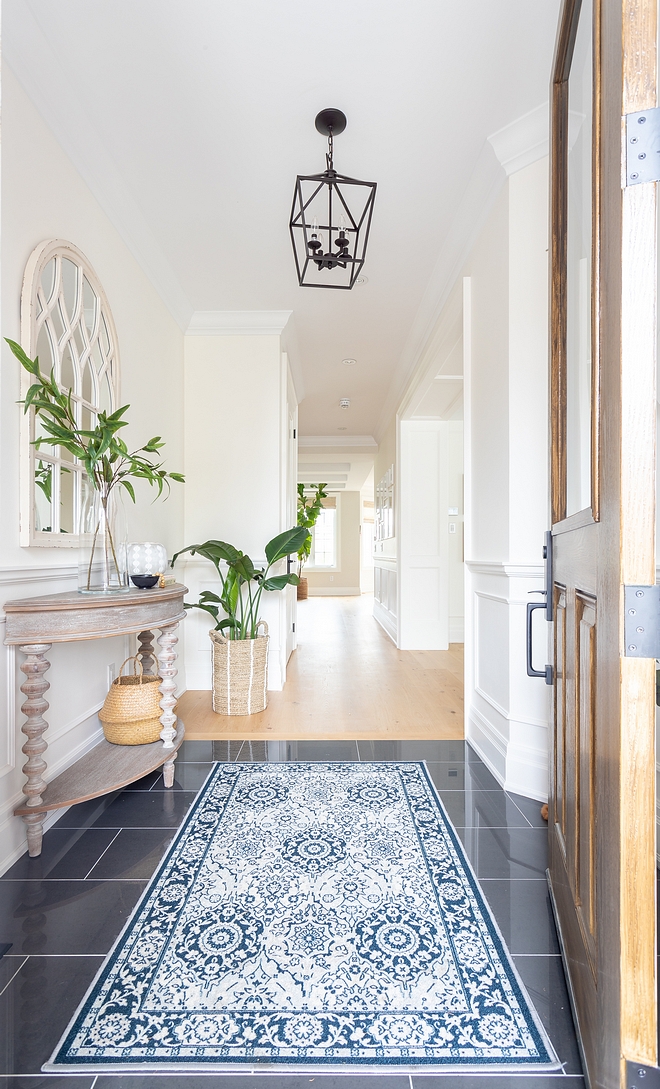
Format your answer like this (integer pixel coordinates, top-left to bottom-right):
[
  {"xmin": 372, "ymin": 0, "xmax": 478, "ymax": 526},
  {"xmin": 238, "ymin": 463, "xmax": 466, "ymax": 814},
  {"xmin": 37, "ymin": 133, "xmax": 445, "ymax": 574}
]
[{"xmin": 4, "ymin": 0, "xmax": 561, "ymax": 439}]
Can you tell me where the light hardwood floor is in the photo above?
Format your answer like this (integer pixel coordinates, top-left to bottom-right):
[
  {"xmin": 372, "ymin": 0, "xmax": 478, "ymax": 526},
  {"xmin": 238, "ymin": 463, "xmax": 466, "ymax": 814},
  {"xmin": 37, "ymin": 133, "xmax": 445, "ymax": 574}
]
[{"xmin": 178, "ymin": 594, "xmax": 464, "ymax": 741}]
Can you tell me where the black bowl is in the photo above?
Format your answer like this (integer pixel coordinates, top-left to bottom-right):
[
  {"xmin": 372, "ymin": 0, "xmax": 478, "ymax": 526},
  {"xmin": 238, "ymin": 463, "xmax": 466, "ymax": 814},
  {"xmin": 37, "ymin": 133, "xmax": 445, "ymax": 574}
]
[{"xmin": 130, "ymin": 574, "xmax": 160, "ymax": 590}]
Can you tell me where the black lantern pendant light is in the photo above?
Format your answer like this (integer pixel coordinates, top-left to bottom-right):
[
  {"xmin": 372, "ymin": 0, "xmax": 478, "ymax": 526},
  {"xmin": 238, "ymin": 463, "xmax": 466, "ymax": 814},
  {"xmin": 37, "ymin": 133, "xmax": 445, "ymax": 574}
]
[{"xmin": 289, "ymin": 109, "xmax": 376, "ymax": 290}]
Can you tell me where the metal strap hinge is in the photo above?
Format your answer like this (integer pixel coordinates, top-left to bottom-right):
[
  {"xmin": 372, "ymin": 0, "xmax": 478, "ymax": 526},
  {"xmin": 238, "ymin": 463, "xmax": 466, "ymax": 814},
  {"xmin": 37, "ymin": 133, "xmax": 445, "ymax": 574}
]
[
  {"xmin": 626, "ymin": 108, "xmax": 660, "ymax": 184},
  {"xmin": 624, "ymin": 586, "xmax": 660, "ymax": 656},
  {"xmin": 626, "ymin": 1060, "xmax": 660, "ymax": 1089}
]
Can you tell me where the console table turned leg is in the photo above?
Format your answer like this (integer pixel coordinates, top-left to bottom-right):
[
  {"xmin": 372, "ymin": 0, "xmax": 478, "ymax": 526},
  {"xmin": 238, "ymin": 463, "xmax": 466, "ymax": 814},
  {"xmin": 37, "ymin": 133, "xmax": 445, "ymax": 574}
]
[
  {"xmin": 18, "ymin": 644, "xmax": 52, "ymax": 857},
  {"xmin": 163, "ymin": 751, "xmax": 177, "ymax": 788},
  {"xmin": 157, "ymin": 623, "xmax": 178, "ymax": 750},
  {"xmin": 137, "ymin": 630, "xmax": 156, "ymax": 676}
]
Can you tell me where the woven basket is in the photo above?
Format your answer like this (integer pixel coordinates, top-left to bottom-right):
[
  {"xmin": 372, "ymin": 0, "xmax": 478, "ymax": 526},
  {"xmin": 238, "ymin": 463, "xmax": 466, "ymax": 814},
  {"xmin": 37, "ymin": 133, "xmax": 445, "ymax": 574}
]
[
  {"xmin": 210, "ymin": 622, "xmax": 269, "ymax": 715},
  {"xmin": 99, "ymin": 656, "xmax": 163, "ymax": 745},
  {"xmin": 297, "ymin": 577, "xmax": 308, "ymax": 601}
]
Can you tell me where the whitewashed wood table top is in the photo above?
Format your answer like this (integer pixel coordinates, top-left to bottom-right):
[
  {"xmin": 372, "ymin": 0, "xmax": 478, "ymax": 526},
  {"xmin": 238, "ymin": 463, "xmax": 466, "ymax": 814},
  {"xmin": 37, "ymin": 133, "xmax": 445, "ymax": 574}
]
[{"xmin": 3, "ymin": 583, "xmax": 188, "ymax": 644}]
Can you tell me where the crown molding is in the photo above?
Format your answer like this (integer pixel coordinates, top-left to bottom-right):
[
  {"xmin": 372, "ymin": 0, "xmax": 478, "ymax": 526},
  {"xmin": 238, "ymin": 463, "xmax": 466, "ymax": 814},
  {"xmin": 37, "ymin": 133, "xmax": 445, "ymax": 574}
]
[
  {"xmin": 487, "ymin": 102, "xmax": 549, "ymax": 176},
  {"xmin": 298, "ymin": 435, "xmax": 377, "ymax": 448},
  {"xmin": 186, "ymin": 311, "xmax": 293, "ymax": 336}
]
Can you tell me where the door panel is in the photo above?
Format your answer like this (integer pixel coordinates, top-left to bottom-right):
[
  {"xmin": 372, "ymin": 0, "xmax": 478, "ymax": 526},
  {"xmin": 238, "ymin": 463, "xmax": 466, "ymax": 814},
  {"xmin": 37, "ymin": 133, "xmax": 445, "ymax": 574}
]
[
  {"xmin": 554, "ymin": 585, "xmax": 567, "ymax": 850},
  {"xmin": 548, "ymin": 0, "xmax": 657, "ymax": 1084},
  {"xmin": 575, "ymin": 591, "xmax": 596, "ymax": 980}
]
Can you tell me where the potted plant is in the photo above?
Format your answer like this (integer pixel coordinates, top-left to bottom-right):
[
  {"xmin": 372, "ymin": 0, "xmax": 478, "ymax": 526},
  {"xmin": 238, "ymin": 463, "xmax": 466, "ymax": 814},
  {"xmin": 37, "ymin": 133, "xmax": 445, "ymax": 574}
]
[
  {"xmin": 296, "ymin": 482, "xmax": 328, "ymax": 600},
  {"xmin": 6, "ymin": 339, "xmax": 184, "ymax": 592},
  {"xmin": 171, "ymin": 527, "xmax": 307, "ymax": 715}
]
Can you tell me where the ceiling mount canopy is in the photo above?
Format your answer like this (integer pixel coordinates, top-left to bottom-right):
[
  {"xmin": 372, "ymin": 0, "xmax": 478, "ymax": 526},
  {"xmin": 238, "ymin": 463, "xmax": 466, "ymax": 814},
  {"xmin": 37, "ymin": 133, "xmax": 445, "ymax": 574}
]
[{"xmin": 289, "ymin": 109, "xmax": 376, "ymax": 290}]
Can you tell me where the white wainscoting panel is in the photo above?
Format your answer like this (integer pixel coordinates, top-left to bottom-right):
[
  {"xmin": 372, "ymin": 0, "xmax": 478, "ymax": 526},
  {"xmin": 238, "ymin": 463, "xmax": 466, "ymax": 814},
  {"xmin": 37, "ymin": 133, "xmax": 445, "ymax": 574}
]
[
  {"xmin": 474, "ymin": 592, "xmax": 510, "ymax": 717},
  {"xmin": 373, "ymin": 559, "xmax": 397, "ymax": 643},
  {"xmin": 465, "ymin": 561, "xmax": 550, "ymax": 801}
]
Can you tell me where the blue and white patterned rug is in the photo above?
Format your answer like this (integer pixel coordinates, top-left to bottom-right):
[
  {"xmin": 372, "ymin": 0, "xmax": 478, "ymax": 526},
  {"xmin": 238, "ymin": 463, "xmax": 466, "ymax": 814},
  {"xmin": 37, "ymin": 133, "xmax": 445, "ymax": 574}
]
[{"xmin": 47, "ymin": 762, "xmax": 559, "ymax": 1073}]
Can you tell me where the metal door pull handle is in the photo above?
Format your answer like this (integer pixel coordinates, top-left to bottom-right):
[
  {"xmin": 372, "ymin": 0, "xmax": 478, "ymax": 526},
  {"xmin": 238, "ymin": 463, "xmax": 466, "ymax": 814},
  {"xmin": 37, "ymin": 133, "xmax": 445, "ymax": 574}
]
[{"xmin": 526, "ymin": 601, "xmax": 553, "ymax": 685}]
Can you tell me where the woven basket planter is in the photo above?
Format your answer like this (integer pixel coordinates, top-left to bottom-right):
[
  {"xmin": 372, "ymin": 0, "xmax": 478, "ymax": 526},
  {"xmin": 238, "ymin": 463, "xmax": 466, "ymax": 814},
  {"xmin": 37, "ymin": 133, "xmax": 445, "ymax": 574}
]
[
  {"xmin": 99, "ymin": 656, "xmax": 163, "ymax": 745},
  {"xmin": 297, "ymin": 577, "xmax": 308, "ymax": 601},
  {"xmin": 210, "ymin": 622, "xmax": 269, "ymax": 715}
]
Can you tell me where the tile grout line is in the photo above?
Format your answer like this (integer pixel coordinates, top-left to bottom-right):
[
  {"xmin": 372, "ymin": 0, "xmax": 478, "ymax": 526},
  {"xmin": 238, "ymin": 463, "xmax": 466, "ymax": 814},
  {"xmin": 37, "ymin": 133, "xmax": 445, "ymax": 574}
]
[
  {"xmin": 0, "ymin": 954, "xmax": 28, "ymax": 998},
  {"xmin": 505, "ymin": 790, "xmax": 535, "ymax": 828},
  {"xmin": 53, "ymin": 824, "xmax": 193, "ymax": 831},
  {"xmin": 0, "ymin": 878, "xmax": 150, "ymax": 883},
  {"xmin": 84, "ymin": 828, "xmax": 122, "ymax": 879},
  {"xmin": 452, "ymin": 825, "xmax": 541, "ymax": 830}
]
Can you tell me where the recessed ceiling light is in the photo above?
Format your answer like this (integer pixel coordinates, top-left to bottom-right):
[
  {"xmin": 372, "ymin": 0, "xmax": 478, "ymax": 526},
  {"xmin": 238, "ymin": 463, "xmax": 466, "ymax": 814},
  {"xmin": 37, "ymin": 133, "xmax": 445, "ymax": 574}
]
[
  {"xmin": 356, "ymin": 276, "xmax": 368, "ymax": 285},
  {"xmin": 342, "ymin": 358, "xmax": 357, "ymax": 366},
  {"xmin": 339, "ymin": 398, "xmax": 350, "ymax": 409}
]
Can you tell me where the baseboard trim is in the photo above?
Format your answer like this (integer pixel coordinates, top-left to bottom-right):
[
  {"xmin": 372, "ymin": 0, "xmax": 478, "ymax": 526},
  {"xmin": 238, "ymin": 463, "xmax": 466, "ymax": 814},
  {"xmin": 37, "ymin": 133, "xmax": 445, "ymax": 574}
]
[
  {"xmin": 373, "ymin": 599, "xmax": 397, "ymax": 644},
  {"xmin": 467, "ymin": 704, "xmax": 548, "ymax": 802}
]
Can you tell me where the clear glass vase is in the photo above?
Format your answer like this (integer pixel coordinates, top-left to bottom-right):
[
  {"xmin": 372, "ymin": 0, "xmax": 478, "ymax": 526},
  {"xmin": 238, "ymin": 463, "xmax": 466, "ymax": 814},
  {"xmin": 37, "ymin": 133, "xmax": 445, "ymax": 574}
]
[{"xmin": 78, "ymin": 481, "xmax": 129, "ymax": 593}]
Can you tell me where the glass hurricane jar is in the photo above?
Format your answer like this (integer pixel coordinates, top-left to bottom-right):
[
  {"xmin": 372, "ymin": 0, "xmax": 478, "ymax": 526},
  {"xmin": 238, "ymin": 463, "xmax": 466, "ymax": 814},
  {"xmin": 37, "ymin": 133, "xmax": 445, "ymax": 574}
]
[
  {"xmin": 127, "ymin": 542, "xmax": 168, "ymax": 577},
  {"xmin": 78, "ymin": 481, "xmax": 128, "ymax": 593}
]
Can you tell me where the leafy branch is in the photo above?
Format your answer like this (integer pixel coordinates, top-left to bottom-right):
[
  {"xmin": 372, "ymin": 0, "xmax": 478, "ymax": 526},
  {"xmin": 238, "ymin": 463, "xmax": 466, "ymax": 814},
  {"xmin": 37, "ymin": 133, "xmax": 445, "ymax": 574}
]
[{"xmin": 6, "ymin": 338, "xmax": 185, "ymax": 503}]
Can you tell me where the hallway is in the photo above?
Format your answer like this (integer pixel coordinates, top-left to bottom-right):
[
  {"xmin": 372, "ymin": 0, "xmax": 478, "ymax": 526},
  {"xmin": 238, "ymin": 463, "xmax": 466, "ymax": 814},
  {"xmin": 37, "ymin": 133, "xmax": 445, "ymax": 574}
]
[{"xmin": 179, "ymin": 595, "xmax": 464, "ymax": 741}]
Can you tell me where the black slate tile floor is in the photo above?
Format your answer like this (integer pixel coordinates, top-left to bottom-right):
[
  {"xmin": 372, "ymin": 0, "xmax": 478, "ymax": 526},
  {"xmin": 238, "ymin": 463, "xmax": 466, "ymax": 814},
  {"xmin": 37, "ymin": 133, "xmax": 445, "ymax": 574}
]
[{"xmin": 0, "ymin": 738, "xmax": 583, "ymax": 1086}]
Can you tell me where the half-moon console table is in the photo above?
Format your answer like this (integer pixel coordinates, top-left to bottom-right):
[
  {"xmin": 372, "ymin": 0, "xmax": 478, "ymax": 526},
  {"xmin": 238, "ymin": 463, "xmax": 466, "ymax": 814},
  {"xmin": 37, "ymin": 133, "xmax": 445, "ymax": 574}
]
[{"xmin": 3, "ymin": 583, "xmax": 188, "ymax": 857}]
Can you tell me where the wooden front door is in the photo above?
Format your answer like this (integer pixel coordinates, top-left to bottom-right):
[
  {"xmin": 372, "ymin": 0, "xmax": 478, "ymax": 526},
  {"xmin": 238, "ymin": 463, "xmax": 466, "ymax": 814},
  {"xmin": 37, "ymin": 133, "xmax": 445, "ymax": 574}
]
[{"xmin": 548, "ymin": 1, "xmax": 657, "ymax": 1086}]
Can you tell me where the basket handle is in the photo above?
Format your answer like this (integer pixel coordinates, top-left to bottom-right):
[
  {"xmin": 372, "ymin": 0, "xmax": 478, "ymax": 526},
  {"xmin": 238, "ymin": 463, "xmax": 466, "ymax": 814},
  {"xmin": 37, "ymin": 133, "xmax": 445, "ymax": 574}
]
[
  {"xmin": 257, "ymin": 620, "xmax": 269, "ymax": 637},
  {"xmin": 117, "ymin": 656, "xmax": 144, "ymax": 684}
]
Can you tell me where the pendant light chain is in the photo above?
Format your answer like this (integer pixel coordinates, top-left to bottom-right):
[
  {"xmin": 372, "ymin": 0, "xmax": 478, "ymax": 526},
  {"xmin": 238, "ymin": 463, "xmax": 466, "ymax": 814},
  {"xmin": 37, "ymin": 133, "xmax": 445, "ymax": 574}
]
[{"xmin": 326, "ymin": 131, "xmax": 334, "ymax": 173}]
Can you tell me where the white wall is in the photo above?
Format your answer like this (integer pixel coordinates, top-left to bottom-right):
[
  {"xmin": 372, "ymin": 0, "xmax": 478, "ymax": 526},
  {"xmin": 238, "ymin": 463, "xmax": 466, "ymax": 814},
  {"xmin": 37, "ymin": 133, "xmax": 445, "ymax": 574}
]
[
  {"xmin": 399, "ymin": 421, "xmax": 450, "ymax": 649},
  {"xmin": 465, "ymin": 156, "xmax": 550, "ymax": 801},
  {"xmin": 373, "ymin": 418, "xmax": 397, "ymax": 639},
  {"xmin": 397, "ymin": 420, "xmax": 464, "ymax": 651},
  {"xmin": 447, "ymin": 421, "xmax": 465, "ymax": 642},
  {"xmin": 360, "ymin": 487, "xmax": 375, "ymax": 593},
  {"xmin": 0, "ymin": 69, "xmax": 185, "ymax": 873},
  {"xmin": 181, "ymin": 333, "xmax": 295, "ymax": 690}
]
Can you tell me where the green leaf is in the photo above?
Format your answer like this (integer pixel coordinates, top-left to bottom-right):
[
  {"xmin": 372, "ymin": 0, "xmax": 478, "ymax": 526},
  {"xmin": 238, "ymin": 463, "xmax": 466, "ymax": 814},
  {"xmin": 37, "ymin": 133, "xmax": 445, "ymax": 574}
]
[
  {"xmin": 5, "ymin": 338, "xmax": 40, "ymax": 374},
  {"xmin": 199, "ymin": 590, "xmax": 223, "ymax": 604},
  {"xmin": 121, "ymin": 480, "xmax": 136, "ymax": 503},
  {"xmin": 217, "ymin": 617, "xmax": 239, "ymax": 632},
  {"xmin": 232, "ymin": 553, "xmax": 255, "ymax": 581},
  {"xmin": 171, "ymin": 540, "xmax": 238, "ymax": 573},
  {"xmin": 105, "ymin": 404, "xmax": 130, "ymax": 422},
  {"xmin": 265, "ymin": 526, "xmax": 310, "ymax": 564},
  {"xmin": 262, "ymin": 573, "xmax": 300, "ymax": 591},
  {"xmin": 185, "ymin": 601, "xmax": 220, "ymax": 623}
]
